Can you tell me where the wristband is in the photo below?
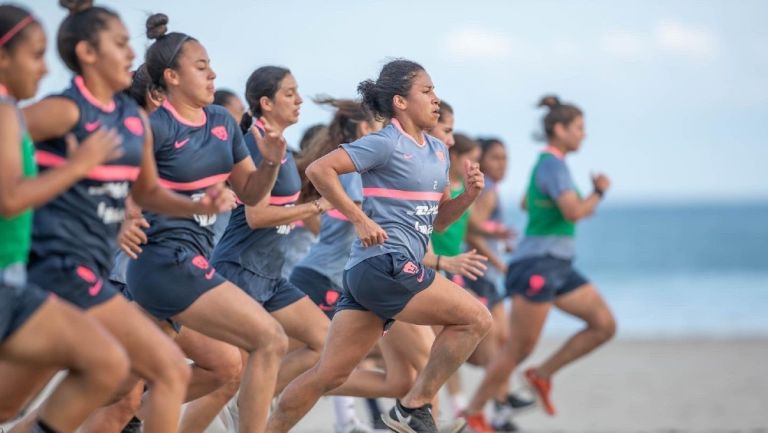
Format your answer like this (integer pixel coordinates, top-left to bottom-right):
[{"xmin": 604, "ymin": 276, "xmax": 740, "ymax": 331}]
[
  {"xmin": 262, "ymin": 159, "xmax": 278, "ymax": 168},
  {"xmin": 594, "ymin": 188, "xmax": 605, "ymax": 198},
  {"xmin": 436, "ymin": 255, "xmax": 441, "ymax": 271}
]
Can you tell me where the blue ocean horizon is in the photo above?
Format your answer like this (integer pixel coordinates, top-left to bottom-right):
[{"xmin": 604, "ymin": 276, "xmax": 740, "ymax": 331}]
[{"xmin": 502, "ymin": 200, "xmax": 768, "ymax": 338}]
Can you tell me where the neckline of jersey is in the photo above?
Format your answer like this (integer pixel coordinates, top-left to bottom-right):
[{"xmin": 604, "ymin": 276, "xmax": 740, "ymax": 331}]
[
  {"xmin": 74, "ymin": 76, "xmax": 115, "ymax": 113},
  {"xmin": 390, "ymin": 118, "xmax": 427, "ymax": 148},
  {"xmin": 163, "ymin": 99, "xmax": 207, "ymax": 127},
  {"xmin": 543, "ymin": 146, "xmax": 565, "ymax": 159}
]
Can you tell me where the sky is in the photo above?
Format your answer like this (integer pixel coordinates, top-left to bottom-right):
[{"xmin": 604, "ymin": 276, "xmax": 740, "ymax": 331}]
[{"xmin": 25, "ymin": 0, "xmax": 768, "ymax": 203}]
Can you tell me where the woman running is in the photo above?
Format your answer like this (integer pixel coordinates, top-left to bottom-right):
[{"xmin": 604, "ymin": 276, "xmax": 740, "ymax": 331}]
[
  {"xmin": 210, "ymin": 64, "xmax": 335, "ymax": 396},
  {"xmin": 0, "ymin": 6, "xmax": 130, "ymax": 432},
  {"xmin": 462, "ymin": 95, "xmax": 616, "ymax": 433},
  {"xmin": 124, "ymin": 14, "xmax": 289, "ymax": 433},
  {"xmin": 266, "ymin": 59, "xmax": 492, "ymax": 433}
]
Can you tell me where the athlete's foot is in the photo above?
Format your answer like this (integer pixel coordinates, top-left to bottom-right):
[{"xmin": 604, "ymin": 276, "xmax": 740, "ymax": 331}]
[
  {"xmin": 436, "ymin": 417, "xmax": 467, "ymax": 433},
  {"xmin": 382, "ymin": 400, "xmax": 438, "ymax": 433},
  {"xmin": 335, "ymin": 417, "xmax": 374, "ymax": 433},
  {"xmin": 490, "ymin": 402, "xmax": 518, "ymax": 433},
  {"xmin": 460, "ymin": 411, "xmax": 493, "ymax": 433},
  {"xmin": 524, "ymin": 368, "xmax": 556, "ymax": 416}
]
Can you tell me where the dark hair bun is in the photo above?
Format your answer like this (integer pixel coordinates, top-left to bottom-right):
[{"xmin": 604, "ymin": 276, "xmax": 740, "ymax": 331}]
[
  {"xmin": 59, "ymin": 0, "xmax": 93, "ymax": 14},
  {"xmin": 538, "ymin": 95, "xmax": 561, "ymax": 109},
  {"xmin": 146, "ymin": 13, "xmax": 169, "ymax": 40}
]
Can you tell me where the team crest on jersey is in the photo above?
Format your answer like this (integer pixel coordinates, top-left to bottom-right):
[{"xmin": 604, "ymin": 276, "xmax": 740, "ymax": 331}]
[
  {"xmin": 124, "ymin": 116, "xmax": 144, "ymax": 136},
  {"xmin": 211, "ymin": 126, "xmax": 229, "ymax": 141},
  {"xmin": 436, "ymin": 150, "xmax": 445, "ymax": 161}
]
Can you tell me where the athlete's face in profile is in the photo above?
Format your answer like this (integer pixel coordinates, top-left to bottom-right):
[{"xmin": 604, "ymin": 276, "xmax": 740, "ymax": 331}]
[
  {"xmin": 430, "ymin": 111, "xmax": 454, "ymax": 147},
  {"xmin": 173, "ymin": 41, "xmax": 216, "ymax": 106},
  {"xmin": 265, "ymin": 73, "xmax": 302, "ymax": 128},
  {"xmin": 92, "ymin": 17, "xmax": 135, "ymax": 91},
  {"xmin": 559, "ymin": 115, "xmax": 585, "ymax": 151},
  {"xmin": 223, "ymin": 96, "xmax": 245, "ymax": 122},
  {"xmin": 402, "ymin": 70, "xmax": 440, "ymax": 130},
  {"xmin": 480, "ymin": 142, "xmax": 507, "ymax": 182},
  {"xmin": 0, "ymin": 23, "xmax": 47, "ymax": 100}
]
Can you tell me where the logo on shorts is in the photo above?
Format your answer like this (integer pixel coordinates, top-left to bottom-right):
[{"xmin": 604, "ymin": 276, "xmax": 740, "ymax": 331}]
[
  {"xmin": 479, "ymin": 296, "xmax": 488, "ymax": 306},
  {"xmin": 325, "ymin": 289, "xmax": 340, "ymax": 306},
  {"xmin": 85, "ymin": 120, "xmax": 102, "ymax": 132},
  {"xmin": 76, "ymin": 265, "xmax": 103, "ymax": 296},
  {"xmin": 211, "ymin": 126, "xmax": 228, "ymax": 141},
  {"xmin": 526, "ymin": 274, "xmax": 546, "ymax": 297},
  {"xmin": 451, "ymin": 274, "xmax": 466, "ymax": 287},
  {"xmin": 191, "ymin": 255, "xmax": 216, "ymax": 280},
  {"xmin": 402, "ymin": 261, "xmax": 419, "ymax": 275}
]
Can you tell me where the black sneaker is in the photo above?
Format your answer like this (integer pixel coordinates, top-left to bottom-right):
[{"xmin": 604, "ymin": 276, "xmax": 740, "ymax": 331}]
[
  {"xmin": 506, "ymin": 393, "xmax": 535, "ymax": 415},
  {"xmin": 121, "ymin": 416, "xmax": 142, "ymax": 433},
  {"xmin": 381, "ymin": 400, "xmax": 438, "ymax": 433}
]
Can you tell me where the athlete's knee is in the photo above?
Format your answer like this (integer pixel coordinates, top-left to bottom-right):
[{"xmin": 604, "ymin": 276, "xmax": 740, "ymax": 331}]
[
  {"xmin": 82, "ymin": 341, "xmax": 132, "ymax": 397},
  {"xmin": 210, "ymin": 349, "xmax": 243, "ymax": 388},
  {"xmin": 471, "ymin": 306, "xmax": 494, "ymax": 338},
  {"xmin": 506, "ymin": 334, "xmax": 537, "ymax": 361},
  {"xmin": 315, "ymin": 363, "xmax": 353, "ymax": 392},
  {"xmin": 590, "ymin": 309, "xmax": 616, "ymax": 343},
  {"xmin": 148, "ymin": 345, "xmax": 191, "ymax": 392}
]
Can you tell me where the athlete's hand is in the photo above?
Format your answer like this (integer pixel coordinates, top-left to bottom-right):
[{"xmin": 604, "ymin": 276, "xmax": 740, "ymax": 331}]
[
  {"xmin": 118, "ymin": 216, "xmax": 150, "ymax": 259},
  {"xmin": 251, "ymin": 117, "xmax": 287, "ymax": 166},
  {"xmin": 463, "ymin": 159, "xmax": 485, "ymax": 200},
  {"xmin": 66, "ymin": 128, "xmax": 124, "ymax": 175},
  {"xmin": 490, "ymin": 224, "xmax": 516, "ymax": 240},
  {"xmin": 439, "ymin": 249, "xmax": 488, "ymax": 281},
  {"xmin": 316, "ymin": 197, "xmax": 334, "ymax": 213},
  {"xmin": 196, "ymin": 183, "xmax": 236, "ymax": 215},
  {"xmin": 591, "ymin": 173, "xmax": 611, "ymax": 194},
  {"xmin": 354, "ymin": 215, "xmax": 388, "ymax": 248}
]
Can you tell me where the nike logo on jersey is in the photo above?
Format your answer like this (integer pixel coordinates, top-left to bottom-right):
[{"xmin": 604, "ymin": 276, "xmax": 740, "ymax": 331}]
[
  {"xmin": 174, "ymin": 138, "xmax": 190, "ymax": 149},
  {"xmin": 85, "ymin": 120, "xmax": 102, "ymax": 132},
  {"xmin": 281, "ymin": 157, "xmax": 288, "ymax": 164},
  {"xmin": 402, "ymin": 153, "xmax": 414, "ymax": 160}
]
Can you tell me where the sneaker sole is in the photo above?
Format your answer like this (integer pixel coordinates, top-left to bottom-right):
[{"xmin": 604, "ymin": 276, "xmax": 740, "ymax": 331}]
[
  {"xmin": 438, "ymin": 418, "xmax": 467, "ymax": 433},
  {"xmin": 380, "ymin": 413, "xmax": 418, "ymax": 433}
]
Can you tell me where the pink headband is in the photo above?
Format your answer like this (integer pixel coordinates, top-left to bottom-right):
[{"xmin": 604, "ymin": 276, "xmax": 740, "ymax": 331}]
[{"xmin": 0, "ymin": 16, "xmax": 35, "ymax": 48}]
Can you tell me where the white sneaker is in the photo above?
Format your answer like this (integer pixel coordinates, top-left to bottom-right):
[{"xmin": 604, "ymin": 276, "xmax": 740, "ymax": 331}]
[{"xmin": 437, "ymin": 417, "xmax": 467, "ymax": 433}]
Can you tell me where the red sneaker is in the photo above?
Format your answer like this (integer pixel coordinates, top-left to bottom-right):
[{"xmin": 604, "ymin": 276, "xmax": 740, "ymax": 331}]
[
  {"xmin": 461, "ymin": 411, "xmax": 494, "ymax": 433},
  {"xmin": 524, "ymin": 368, "xmax": 556, "ymax": 416}
]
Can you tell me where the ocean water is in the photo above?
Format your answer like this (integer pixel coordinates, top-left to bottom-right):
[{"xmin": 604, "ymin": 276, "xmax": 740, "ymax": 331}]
[{"xmin": 502, "ymin": 201, "xmax": 768, "ymax": 338}]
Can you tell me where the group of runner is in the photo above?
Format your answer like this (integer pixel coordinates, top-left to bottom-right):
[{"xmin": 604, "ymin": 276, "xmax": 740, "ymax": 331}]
[{"xmin": 0, "ymin": 2, "xmax": 615, "ymax": 433}]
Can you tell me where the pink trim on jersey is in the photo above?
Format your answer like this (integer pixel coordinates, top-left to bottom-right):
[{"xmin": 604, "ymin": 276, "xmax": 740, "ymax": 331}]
[
  {"xmin": 363, "ymin": 187, "xmax": 443, "ymax": 201},
  {"xmin": 543, "ymin": 146, "xmax": 565, "ymax": 159},
  {"xmin": 327, "ymin": 209, "xmax": 349, "ymax": 221},
  {"xmin": 269, "ymin": 192, "xmax": 300, "ymax": 205},
  {"xmin": 36, "ymin": 150, "xmax": 139, "ymax": 181},
  {"xmin": 74, "ymin": 76, "xmax": 115, "ymax": 113},
  {"xmin": 163, "ymin": 100, "xmax": 207, "ymax": 127},
  {"xmin": 254, "ymin": 118, "xmax": 265, "ymax": 130},
  {"xmin": 0, "ymin": 84, "xmax": 8, "ymax": 97},
  {"xmin": 158, "ymin": 172, "xmax": 230, "ymax": 191},
  {"xmin": 390, "ymin": 118, "xmax": 427, "ymax": 147},
  {"xmin": 293, "ymin": 219, "xmax": 305, "ymax": 228}
]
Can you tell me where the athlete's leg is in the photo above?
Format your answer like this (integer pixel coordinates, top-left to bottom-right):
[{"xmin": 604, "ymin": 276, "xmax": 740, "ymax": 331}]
[
  {"xmin": 270, "ymin": 296, "xmax": 329, "ymax": 394},
  {"xmin": 464, "ymin": 296, "xmax": 550, "ymax": 414},
  {"xmin": 0, "ymin": 296, "xmax": 129, "ymax": 433},
  {"xmin": 392, "ymin": 273, "xmax": 493, "ymax": 409},
  {"xmin": 174, "ymin": 281, "xmax": 288, "ymax": 433},
  {"xmin": 266, "ymin": 310, "xmax": 384, "ymax": 433},
  {"xmin": 535, "ymin": 284, "xmax": 616, "ymax": 378},
  {"xmin": 79, "ymin": 382, "xmax": 143, "ymax": 433}
]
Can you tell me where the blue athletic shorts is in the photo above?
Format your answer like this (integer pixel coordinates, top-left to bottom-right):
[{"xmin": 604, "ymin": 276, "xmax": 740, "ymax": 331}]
[
  {"xmin": 126, "ymin": 243, "xmax": 226, "ymax": 320},
  {"xmin": 465, "ymin": 275, "xmax": 504, "ymax": 309},
  {"xmin": 339, "ymin": 252, "xmax": 435, "ymax": 329},
  {"xmin": 290, "ymin": 266, "xmax": 341, "ymax": 319},
  {"xmin": 28, "ymin": 254, "xmax": 118, "ymax": 309},
  {"xmin": 214, "ymin": 261, "xmax": 307, "ymax": 313},
  {"xmin": 505, "ymin": 255, "xmax": 588, "ymax": 303},
  {"xmin": 0, "ymin": 265, "xmax": 50, "ymax": 342}
]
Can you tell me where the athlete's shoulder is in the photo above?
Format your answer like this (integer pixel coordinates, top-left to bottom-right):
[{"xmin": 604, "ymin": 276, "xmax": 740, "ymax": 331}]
[{"xmin": 424, "ymin": 133, "xmax": 448, "ymax": 152}]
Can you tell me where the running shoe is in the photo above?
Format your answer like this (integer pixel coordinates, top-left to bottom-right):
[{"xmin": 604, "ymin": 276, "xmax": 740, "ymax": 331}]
[
  {"xmin": 524, "ymin": 368, "xmax": 556, "ymax": 416},
  {"xmin": 381, "ymin": 400, "xmax": 438, "ymax": 433},
  {"xmin": 437, "ymin": 417, "xmax": 467, "ymax": 433},
  {"xmin": 460, "ymin": 412, "xmax": 494, "ymax": 433},
  {"xmin": 336, "ymin": 417, "xmax": 374, "ymax": 433},
  {"xmin": 502, "ymin": 393, "xmax": 535, "ymax": 416},
  {"xmin": 120, "ymin": 416, "xmax": 142, "ymax": 433}
]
